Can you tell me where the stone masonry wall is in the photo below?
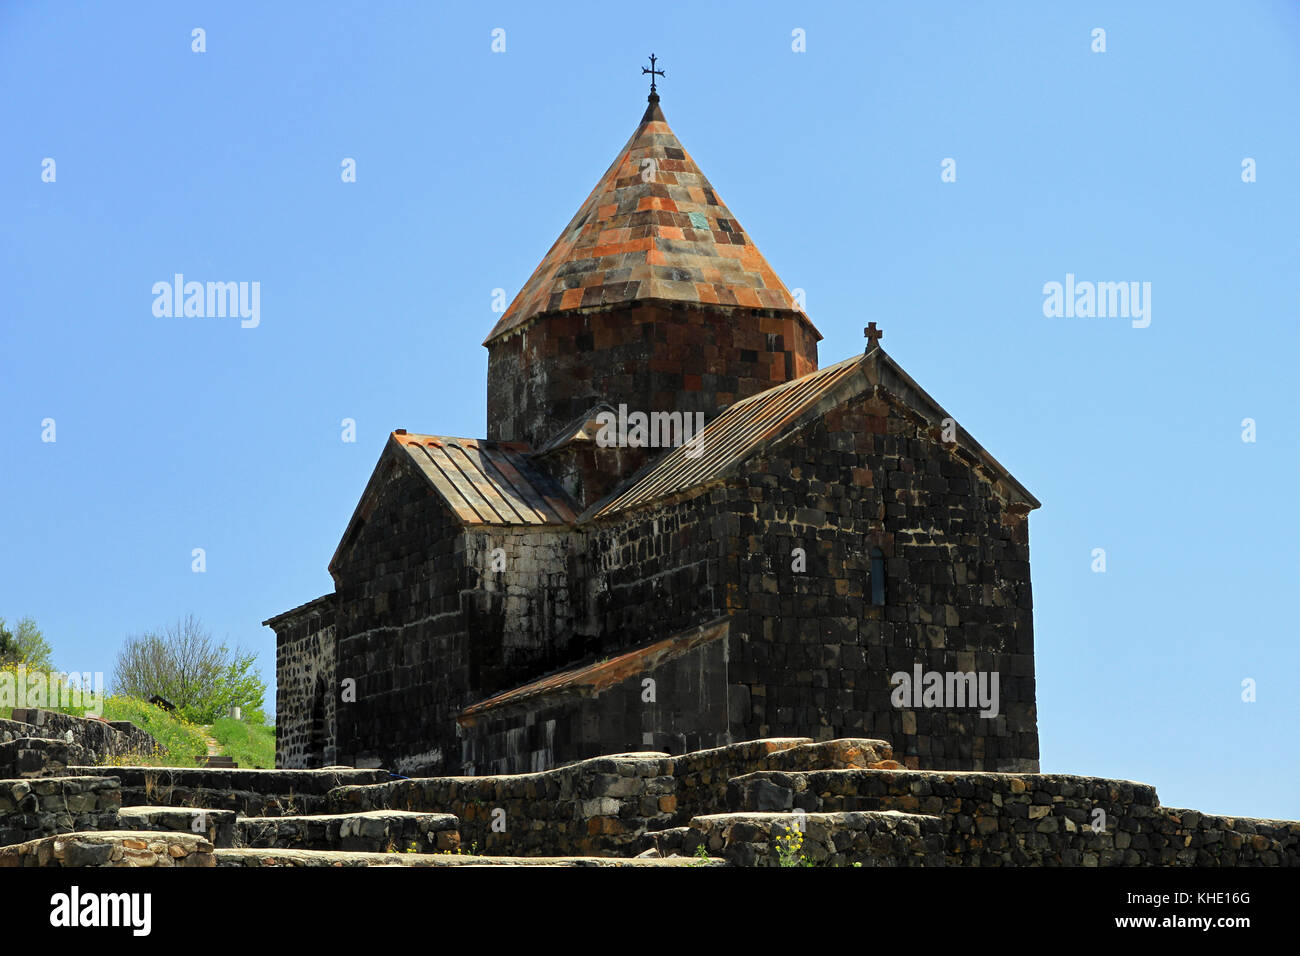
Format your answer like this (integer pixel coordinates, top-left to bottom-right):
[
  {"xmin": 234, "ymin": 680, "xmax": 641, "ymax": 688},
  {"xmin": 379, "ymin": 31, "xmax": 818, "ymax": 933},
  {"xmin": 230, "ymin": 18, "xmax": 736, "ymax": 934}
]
[
  {"xmin": 76, "ymin": 766, "xmax": 391, "ymax": 817},
  {"xmin": 487, "ymin": 301, "xmax": 820, "ymax": 448},
  {"xmin": 727, "ymin": 768, "xmax": 1300, "ymax": 866},
  {"xmin": 330, "ymin": 452, "xmax": 471, "ymax": 775},
  {"xmin": 585, "ymin": 492, "xmax": 725, "ymax": 655},
  {"xmin": 719, "ymin": 387, "xmax": 1037, "ymax": 770},
  {"xmin": 0, "ymin": 776, "xmax": 122, "ymax": 847},
  {"xmin": 461, "ymin": 526, "xmax": 584, "ymax": 694},
  {"xmin": 3, "ymin": 710, "xmax": 159, "ymax": 765},
  {"xmin": 0, "ymin": 738, "xmax": 90, "ymax": 778},
  {"xmin": 271, "ymin": 597, "xmax": 336, "ymax": 768},
  {"xmin": 0, "ymin": 831, "xmax": 215, "ymax": 868},
  {"xmin": 457, "ymin": 625, "xmax": 733, "ymax": 774},
  {"xmin": 327, "ymin": 738, "xmax": 882, "ymax": 857}
]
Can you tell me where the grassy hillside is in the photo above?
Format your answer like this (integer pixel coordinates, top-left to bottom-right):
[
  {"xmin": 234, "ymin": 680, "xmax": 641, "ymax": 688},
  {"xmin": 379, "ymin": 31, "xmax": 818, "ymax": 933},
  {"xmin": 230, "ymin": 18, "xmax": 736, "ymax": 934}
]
[
  {"xmin": 210, "ymin": 717, "xmax": 276, "ymax": 769},
  {"xmin": 100, "ymin": 696, "xmax": 209, "ymax": 767},
  {"xmin": 1, "ymin": 662, "xmax": 275, "ymax": 768}
]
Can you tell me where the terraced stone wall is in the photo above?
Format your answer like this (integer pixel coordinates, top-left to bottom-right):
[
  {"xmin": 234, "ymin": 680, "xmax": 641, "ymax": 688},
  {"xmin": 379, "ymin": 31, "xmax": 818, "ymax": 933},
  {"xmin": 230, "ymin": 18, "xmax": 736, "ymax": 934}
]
[{"xmin": 0, "ymin": 776, "xmax": 121, "ymax": 847}]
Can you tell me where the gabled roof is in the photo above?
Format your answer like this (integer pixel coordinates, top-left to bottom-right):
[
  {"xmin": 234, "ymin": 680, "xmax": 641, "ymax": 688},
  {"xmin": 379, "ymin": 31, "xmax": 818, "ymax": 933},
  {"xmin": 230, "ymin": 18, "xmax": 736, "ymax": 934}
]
[
  {"xmin": 484, "ymin": 96, "xmax": 818, "ymax": 344},
  {"xmin": 392, "ymin": 433, "xmax": 578, "ymax": 525},
  {"xmin": 532, "ymin": 403, "xmax": 617, "ymax": 456},
  {"xmin": 329, "ymin": 433, "xmax": 580, "ymax": 576},
  {"xmin": 588, "ymin": 347, "xmax": 1040, "ymax": 519}
]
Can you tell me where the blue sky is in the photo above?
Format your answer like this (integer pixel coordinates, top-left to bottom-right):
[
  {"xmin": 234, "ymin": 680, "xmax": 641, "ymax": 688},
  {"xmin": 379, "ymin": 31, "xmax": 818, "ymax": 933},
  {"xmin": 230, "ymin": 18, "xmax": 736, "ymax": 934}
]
[{"xmin": 2, "ymin": 1, "xmax": 1297, "ymax": 818}]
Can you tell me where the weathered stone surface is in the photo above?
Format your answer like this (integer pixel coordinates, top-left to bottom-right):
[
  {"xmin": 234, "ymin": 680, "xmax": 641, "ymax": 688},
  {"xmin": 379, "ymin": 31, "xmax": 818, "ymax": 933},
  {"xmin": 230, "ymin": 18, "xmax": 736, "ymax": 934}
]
[
  {"xmin": 236, "ymin": 810, "xmax": 459, "ymax": 854},
  {"xmin": 0, "ymin": 776, "xmax": 121, "ymax": 847},
  {"xmin": 214, "ymin": 847, "xmax": 724, "ymax": 867},
  {"xmin": 690, "ymin": 810, "xmax": 947, "ymax": 867},
  {"xmin": 3, "ymin": 736, "xmax": 1296, "ymax": 866},
  {"xmin": 74, "ymin": 765, "xmax": 390, "ymax": 817},
  {"xmin": 0, "ymin": 738, "xmax": 90, "ymax": 779},
  {"xmin": 2, "ymin": 710, "xmax": 158, "ymax": 765},
  {"xmin": 0, "ymin": 831, "xmax": 214, "ymax": 868},
  {"xmin": 116, "ymin": 806, "xmax": 238, "ymax": 847}
]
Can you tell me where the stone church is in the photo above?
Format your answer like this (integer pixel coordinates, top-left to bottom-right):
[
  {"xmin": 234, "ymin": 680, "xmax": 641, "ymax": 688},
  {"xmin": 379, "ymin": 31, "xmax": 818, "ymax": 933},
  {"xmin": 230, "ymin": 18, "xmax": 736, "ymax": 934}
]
[{"xmin": 266, "ymin": 88, "xmax": 1042, "ymax": 777}]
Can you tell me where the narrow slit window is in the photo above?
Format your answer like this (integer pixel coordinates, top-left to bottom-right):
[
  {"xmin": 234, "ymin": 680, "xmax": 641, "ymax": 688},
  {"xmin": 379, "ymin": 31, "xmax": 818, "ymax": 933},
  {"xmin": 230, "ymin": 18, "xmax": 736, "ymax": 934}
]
[{"xmin": 869, "ymin": 548, "xmax": 886, "ymax": 606}]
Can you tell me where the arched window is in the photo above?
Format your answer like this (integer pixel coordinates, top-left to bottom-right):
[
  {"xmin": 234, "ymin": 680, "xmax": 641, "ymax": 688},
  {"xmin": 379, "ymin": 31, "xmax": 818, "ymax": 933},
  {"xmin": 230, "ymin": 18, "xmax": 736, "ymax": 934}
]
[{"xmin": 869, "ymin": 548, "xmax": 886, "ymax": 606}]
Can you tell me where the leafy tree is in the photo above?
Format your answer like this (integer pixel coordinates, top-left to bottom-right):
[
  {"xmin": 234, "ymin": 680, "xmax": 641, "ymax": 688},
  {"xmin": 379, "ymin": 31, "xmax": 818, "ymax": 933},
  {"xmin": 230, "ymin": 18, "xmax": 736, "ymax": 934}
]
[
  {"xmin": 0, "ymin": 616, "xmax": 55, "ymax": 670},
  {"xmin": 112, "ymin": 614, "xmax": 267, "ymax": 724}
]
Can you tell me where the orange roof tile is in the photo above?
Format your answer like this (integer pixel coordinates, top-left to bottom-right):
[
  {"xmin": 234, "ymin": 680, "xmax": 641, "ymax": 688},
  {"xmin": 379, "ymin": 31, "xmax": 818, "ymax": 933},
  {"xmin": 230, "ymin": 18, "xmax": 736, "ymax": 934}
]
[{"xmin": 484, "ymin": 97, "xmax": 816, "ymax": 345}]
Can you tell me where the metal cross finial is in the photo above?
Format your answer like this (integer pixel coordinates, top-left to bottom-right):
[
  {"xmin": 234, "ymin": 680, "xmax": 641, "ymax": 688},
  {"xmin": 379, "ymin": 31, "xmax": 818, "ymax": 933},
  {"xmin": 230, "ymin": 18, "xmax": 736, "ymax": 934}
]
[
  {"xmin": 864, "ymin": 322, "xmax": 883, "ymax": 352},
  {"xmin": 642, "ymin": 54, "xmax": 665, "ymax": 97}
]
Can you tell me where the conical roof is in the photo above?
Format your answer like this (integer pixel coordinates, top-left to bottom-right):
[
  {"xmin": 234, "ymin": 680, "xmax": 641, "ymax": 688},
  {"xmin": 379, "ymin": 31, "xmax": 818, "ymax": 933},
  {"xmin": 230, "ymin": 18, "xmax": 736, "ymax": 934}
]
[{"xmin": 484, "ymin": 96, "xmax": 817, "ymax": 345}]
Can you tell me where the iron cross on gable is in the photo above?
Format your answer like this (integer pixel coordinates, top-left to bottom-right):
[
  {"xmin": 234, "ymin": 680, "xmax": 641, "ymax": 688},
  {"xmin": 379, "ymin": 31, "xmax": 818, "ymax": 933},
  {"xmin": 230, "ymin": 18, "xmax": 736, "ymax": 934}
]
[
  {"xmin": 642, "ymin": 54, "xmax": 665, "ymax": 96},
  {"xmin": 864, "ymin": 322, "xmax": 883, "ymax": 352}
]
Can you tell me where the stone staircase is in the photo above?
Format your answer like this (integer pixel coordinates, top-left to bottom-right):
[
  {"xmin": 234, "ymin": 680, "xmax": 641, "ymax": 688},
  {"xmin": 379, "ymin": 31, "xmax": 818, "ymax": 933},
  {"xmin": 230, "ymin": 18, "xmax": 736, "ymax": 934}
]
[
  {"xmin": 235, "ymin": 809, "xmax": 460, "ymax": 853},
  {"xmin": 1, "ymin": 732, "xmax": 1297, "ymax": 866},
  {"xmin": 687, "ymin": 810, "xmax": 947, "ymax": 866}
]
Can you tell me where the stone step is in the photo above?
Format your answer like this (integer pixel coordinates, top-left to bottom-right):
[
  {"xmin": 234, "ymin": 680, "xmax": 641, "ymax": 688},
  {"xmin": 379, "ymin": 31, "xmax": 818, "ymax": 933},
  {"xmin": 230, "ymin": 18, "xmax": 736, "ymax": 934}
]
[
  {"xmin": 728, "ymin": 768, "xmax": 1159, "ymax": 818},
  {"xmin": 215, "ymin": 847, "xmax": 725, "ymax": 867},
  {"xmin": 234, "ymin": 809, "xmax": 460, "ymax": 854},
  {"xmin": 0, "ymin": 775, "xmax": 122, "ymax": 847},
  {"xmin": 0, "ymin": 830, "xmax": 214, "ymax": 867},
  {"xmin": 0, "ymin": 737, "xmax": 90, "ymax": 778},
  {"xmin": 71, "ymin": 765, "xmax": 393, "ymax": 816},
  {"xmin": 639, "ymin": 826, "xmax": 692, "ymax": 857},
  {"xmin": 689, "ymin": 810, "xmax": 947, "ymax": 867},
  {"xmin": 760, "ymin": 738, "xmax": 899, "ymax": 773},
  {"xmin": 196, "ymin": 755, "xmax": 238, "ymax": 768},
  {"xmin": 116, "ymin": 806, "xmax": 238, "ymax": 847},
  {"xmin": 724, "ymin": 769, "xmax": 1183, "ymax": 866}
]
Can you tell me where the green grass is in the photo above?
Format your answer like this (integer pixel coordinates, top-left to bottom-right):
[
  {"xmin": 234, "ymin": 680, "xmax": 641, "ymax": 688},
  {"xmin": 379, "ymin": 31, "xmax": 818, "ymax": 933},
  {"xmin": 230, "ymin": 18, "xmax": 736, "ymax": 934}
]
[
  {"xmin": 0, "ymin": 670, "xmax": 209, "ymax": 766},
  {"xmin": 1, "ymin": 662, "xmax": 276, "ymax": 769},
  {"xmin": 210, "ymin": 716, "xmax": 276, "ymax": 769},
  {"xmin": 99, "ymin": 696, "xmax": 209, "ymax": 767}
]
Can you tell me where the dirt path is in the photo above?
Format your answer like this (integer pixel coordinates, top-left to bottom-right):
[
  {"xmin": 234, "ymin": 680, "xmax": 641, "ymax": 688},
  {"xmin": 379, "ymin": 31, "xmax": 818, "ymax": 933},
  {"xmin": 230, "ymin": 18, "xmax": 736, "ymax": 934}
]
[{"xmin": 200, "ymin": 728, "xmax": 221, "ymax": 756}]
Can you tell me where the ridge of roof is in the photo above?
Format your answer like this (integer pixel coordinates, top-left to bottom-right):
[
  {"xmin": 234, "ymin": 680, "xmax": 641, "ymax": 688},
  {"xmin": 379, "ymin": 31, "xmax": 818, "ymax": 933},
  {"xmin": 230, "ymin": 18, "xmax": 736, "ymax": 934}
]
[
  {"xmin": 532, "ymin": 403, "xmax": 618, "ymax": 456},
  {"xmin": 584, "ymin": 347, "xmax": 1040, "ymax": 519},
  {"xmin": 483, "ymin": 98, "xmax": 817, "ymax": 345},
  {"xmin": 326, "ymin": 432, "xmax": 581, "ymax": 579},
  {"xmin": 586, "ymin": 352, "xmax": 870, "ymax": 519}
]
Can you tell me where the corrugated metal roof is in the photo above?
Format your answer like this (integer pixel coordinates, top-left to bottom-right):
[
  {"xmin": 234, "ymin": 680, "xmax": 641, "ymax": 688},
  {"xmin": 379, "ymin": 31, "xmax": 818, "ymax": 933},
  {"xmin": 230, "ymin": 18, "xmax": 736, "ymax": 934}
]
[
  {"xmin": 394, "ymin": 433, "xmax": 579, "ymax": 525},
  {"xmin": 457, "ymin": 616, "xmax": 730, "ymax": 724},
  {"xmin": 589, "ymin": 346, "xmax": 1041, "ymax": 518},
  {"xmin": 591, "ymin": 352, "xmax": 868, "ymax": 518}
]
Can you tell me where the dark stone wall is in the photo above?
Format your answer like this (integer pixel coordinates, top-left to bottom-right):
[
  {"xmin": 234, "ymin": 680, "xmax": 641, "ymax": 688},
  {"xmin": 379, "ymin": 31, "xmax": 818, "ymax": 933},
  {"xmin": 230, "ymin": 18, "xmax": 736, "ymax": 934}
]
[
  {"xmin": 325, "ymin": 459, "xmax": 595, "ymax": 776},
  {"xmin": 719, "ymin": 387, "xmax": 1037, "ymax": 770},
  {"xmin": 583, "ymin": 493, "xmax": 727, "ymax": 652},
  {"xmin": 329, "ymin": 452, "xmax": 471, "ymax": 775},
  {"xmin": 461, "ymin": 527, "xmax": 584, "ymax": 693},
  {"xmin": 724, "ymin": 768, "xmax": 1300, "ymax": 866},
  {"xmin": 0, "ymin": 776, "xmax": 121, "ymax": 847},
  {"xmin": 272, "ymin": 598, "xmax": 335, "ymax": 769},
  {"xmin": 457, "ymin": 625, "xmax": 732, "ymax": 775},
  {"xmin": 486, "ymin": 302, "xmax": 820, "ymax": 448},
  {"xmin": 2, "ymin": 710, "xmax": 158, "ymax": 765}
]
